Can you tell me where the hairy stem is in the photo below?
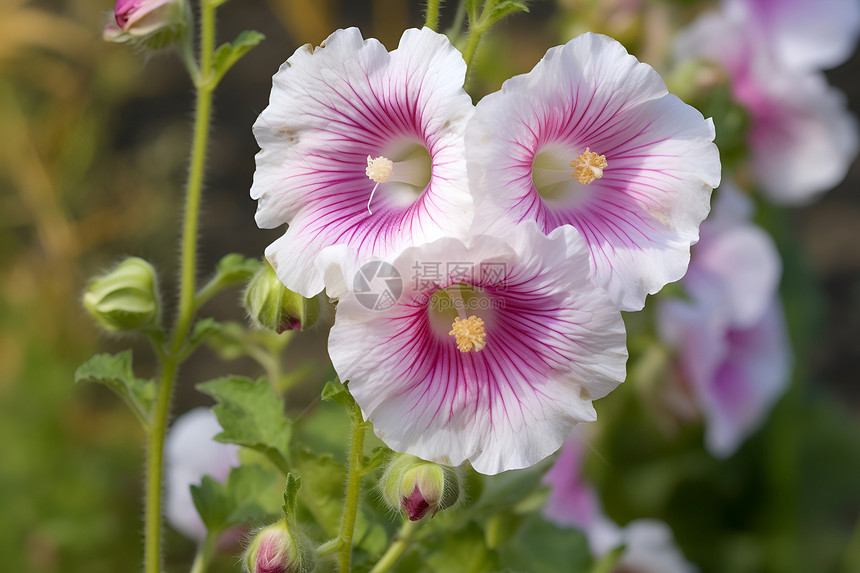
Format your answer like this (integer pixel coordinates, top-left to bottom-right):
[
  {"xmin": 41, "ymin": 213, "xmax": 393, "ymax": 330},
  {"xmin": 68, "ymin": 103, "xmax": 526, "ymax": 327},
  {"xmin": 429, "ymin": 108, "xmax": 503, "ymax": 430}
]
[
  {"xmin": 143, "ymin": 3, "xmax": 217, "ymax": 573},
  {"xmin": 337, "ymin": 405, "xmax": 368, "ymax": 572},
  {"xmin": 425, "ymin": 0, "xmax": 441, "ymax": 31},
  {"xmin": 189, "ymin": 533, "xmax": 218, "ymax": 573}
]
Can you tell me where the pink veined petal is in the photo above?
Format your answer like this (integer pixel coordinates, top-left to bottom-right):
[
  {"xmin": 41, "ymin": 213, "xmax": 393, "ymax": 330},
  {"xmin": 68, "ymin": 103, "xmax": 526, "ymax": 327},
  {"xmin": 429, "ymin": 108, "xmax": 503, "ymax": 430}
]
[
  {"xmin": 467, "ymin": 32, "xmax": 719, "ymax": 311},
  {"xmin": 251, "ymin": 27, "xmax": 474, "ymax": 298},
  {"xmin": 329, "ymin": 223, "xmax": 627, "ymax": 474}
]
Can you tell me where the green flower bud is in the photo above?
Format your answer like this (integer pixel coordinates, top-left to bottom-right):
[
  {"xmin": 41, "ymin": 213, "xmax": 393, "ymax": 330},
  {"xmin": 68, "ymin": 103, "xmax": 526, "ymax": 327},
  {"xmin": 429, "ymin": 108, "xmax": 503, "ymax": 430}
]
[
  {"xmin": 83, "ymin": 257, "xmax": 160, "ymax": 332},
  {"xmin": 244, "ymin": 519, "xmax": 306, "ymax": 573},
  {"xmin": 244, "ymin": 261, "xmax": 320, "ymax": 333},
  {"xmin": 381, "ymin": 454, "xmax": 461, "ymax": 521}
]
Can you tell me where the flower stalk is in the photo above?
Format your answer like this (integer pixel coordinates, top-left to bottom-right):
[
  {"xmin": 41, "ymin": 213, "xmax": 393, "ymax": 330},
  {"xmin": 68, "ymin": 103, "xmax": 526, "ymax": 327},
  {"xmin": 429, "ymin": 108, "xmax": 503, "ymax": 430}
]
[
  {"xmin": 144, "ymin": 2, "xmax": 218, "ymax": 573},
  {"xmin": 337, "ymin": 401, "xmax": 368, "ymax": 572}
]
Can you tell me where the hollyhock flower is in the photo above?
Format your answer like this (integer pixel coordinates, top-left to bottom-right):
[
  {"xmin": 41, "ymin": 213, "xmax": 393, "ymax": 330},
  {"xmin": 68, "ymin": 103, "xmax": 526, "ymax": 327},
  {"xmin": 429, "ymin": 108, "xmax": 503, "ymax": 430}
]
[
  {"xmin": 328, "ymin": 223, "xmax": 628, "ymax": 475},
  {"xmin": 726, "ymin": 0, "xmax": 860, "ymax": 72},
  {"xmin": 103, "ymin": 0, "xmax": 187, "ymax": 44},
  {"xmin": 544, "ymin": 436, "xmax": 696, "ymax": 572},
  {"xmin": 252, "ymin": 27, "xmax": 474, "ymax": 299},
  {"xmin": 676, "ymin": 9, "xmax": 859, "ymax": 204},
  {"xmin": 657, "ymin": 186, "xmax": 791, "ymax": 456},
  {"xmin": 466, "ymin": 32, "xmax": 720, "ymax": 312},
  {"xmin": 166, "ymin": 408, "xmax": 241, "ymax": 541}
]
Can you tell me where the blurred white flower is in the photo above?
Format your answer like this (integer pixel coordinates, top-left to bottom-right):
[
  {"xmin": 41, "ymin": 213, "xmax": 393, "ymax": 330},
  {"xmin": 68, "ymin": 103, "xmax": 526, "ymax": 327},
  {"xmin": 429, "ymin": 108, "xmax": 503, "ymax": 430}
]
[{"xmin": 165, "ymin": 407, "xmax": 241, "ymax": 542}]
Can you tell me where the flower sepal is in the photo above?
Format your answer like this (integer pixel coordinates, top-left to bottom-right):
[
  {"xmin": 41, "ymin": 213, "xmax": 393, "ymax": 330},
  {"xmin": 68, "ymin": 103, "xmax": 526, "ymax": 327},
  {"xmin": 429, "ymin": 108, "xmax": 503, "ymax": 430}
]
[
  {"xmin": 381, "ymin": 454, "xmax": 461, "ymax": 521},
  {"xmin": 244, "ymin": 261, "xmax": 321, "ymax": 333}
]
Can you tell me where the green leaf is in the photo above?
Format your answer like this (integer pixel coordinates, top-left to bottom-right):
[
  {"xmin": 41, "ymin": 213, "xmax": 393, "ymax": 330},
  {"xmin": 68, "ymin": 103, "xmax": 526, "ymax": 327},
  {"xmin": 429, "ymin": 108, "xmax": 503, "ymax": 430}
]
[
  {"xmin": 75, "ymin": 351, "xmax": 154, "ymax": 429},
  {"xmin": 204, "ymin": 321, "xmax": 247, "ymax": 360},
  {"xmin": 197, "ymin": 376, "xmax": 291, "ymax": 472},
  {"xmin": 496, "ymin": 516, "xmax": 591, "ymax": 573},
  {"xmin": 189, "ymin": 317, "xmax": 220, "ymax": 349},
  {"xmin": 426, "ymin": 521, "xmax": 501, "ymax": 573},
  {"xmin": 282, "ymin": 473, "xmax": 301, "ymax": 521},
  {"xmin": 322, "ymin": 378, "xmax": 359, "ymax": 419},
  {"xmin": 483, "ymin": 0, "xmax": 529, "ymax": 27},
  {"xmin": 215, "ymin": 254, "xmax": 261, "ymax": 286},
  {"xmin": 293, "ymin": 449, "xmax": 346, "ymax": 537},
  {"xmin": 191, "ymin": 464, "xmax": 283, "ymax": 534},
  {"xmin": 212, "ymin": 30, "xmax": 265, "ymax": 85}
]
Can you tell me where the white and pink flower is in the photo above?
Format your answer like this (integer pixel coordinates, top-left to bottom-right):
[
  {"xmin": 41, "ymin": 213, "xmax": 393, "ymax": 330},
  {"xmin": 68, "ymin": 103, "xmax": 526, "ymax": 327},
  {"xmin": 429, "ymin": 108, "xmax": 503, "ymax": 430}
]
[
  {"xmin": 328, "ymin": 223, "xmax": 628, "ymax": 475},
  {"xmin": 466, "ymin": 32, "xmax": 720, "ymax": 311},
  {"xmin": 252, "ymin": 27, "xmax": 474, "ymax": 298},
  {"xmin": 544, "ymin": 435, "xmax": 697, "ymax": 572},
  {"xmin": 658, "ymin": 186, "xmax": 791, "ymax": 456},
  {"xmin": 676, "ymin": 7, "xmax": 859, "ymax": 204},
  {"xmin": 725, "ymin": 0, "xmax": 860, "ymax": 72},
  {"xmin": 165, "ymin": 407, "xmax": 241, "ymax": 542}
]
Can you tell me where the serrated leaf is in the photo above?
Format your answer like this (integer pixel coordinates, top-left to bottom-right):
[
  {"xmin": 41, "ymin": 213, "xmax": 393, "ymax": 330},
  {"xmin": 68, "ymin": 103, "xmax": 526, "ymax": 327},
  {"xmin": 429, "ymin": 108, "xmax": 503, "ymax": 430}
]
[
  {"xmin": 191, "ymin": 464, "xmax": 282, "ymax": 534},
  {"xmin": 212, "ymin": 30, "xmax": 265, "ymax": 85},
  {"xmin": 197, "ymin": 376, "xmax": 291, "ymax": 471},
  {"xmin": 294, "ymin": 449, "xmax": 346, "ymax": 537},
  {"xmin": 75, "ymin": 351, "xmax": 153, "ymax": 428},
  {"xmin": 215, "ymin": 254, "xmax": 260, "ymax": 286}
]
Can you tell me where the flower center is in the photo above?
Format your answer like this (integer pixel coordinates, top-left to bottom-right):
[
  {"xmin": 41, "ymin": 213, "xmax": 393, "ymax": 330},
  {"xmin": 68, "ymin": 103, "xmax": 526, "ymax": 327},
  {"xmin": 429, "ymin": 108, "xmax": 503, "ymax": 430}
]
[
  {"xmin": 364, "ymin": 144, "xmax": 432, "ymax": 214},
  {"xmin": 449, "ymin": 316, "xmax": 487, "ymax": 353},
  {"xmin": 366, "ymin": 156, "xmax": 394, "ymax": 183},
  {"xmin": 569, "ymin": 148, "xmax": 607, "ymax": 185}
]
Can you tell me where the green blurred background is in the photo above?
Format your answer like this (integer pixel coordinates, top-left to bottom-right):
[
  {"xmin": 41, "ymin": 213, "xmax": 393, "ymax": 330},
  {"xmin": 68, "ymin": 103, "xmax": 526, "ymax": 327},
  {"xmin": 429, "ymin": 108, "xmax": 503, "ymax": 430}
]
[{"xmin": 1, "ymin": 0, "xmax": 859, "ymax": 571}]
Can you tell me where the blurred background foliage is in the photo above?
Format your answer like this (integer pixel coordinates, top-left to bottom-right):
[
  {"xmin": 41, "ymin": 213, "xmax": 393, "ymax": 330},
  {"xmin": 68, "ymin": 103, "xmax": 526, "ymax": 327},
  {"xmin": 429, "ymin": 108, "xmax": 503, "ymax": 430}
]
[{"xmin": 1, "ymin": 0, "xmax": 859, "ymax": 572}]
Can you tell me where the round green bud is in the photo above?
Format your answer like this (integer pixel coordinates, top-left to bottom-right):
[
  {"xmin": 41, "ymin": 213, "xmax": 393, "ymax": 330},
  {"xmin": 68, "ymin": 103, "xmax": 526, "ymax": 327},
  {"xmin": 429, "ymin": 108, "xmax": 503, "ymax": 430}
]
[
  {"xmin": 244, "ymin": 261, "xmax": 320, "ymax": 333},
  {"xmin": 83, "ymin": 257, "xmax": 160, "ymax": 332},
  {"xmin": 381, "ymin": 454, "xmax": 461, "ymax": 521}
]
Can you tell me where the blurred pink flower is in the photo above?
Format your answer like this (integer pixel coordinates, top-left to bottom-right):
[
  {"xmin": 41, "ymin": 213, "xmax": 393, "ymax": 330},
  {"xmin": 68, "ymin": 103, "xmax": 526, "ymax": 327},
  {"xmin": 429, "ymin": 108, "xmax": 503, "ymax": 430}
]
[
  {"xmin": 726, "ymin": 0, "xmax": 860, "ymax": 71},
  {"xmin": 103, "ymin": 0, "xmax": 186, "ymax": 43},
  {"xmin": 166, "ymin": 407, "xmax": 241, "ymax": 542},
  {"xmin": 466, "ymin": 32, "xmax": 720, "ymax": 311},
  {"xmin": 658, "ymin": 186, "xmax": 791, "ymax": 456},
  {"xmin": 677, "ymin": 7, "xmax": 859, "ymax": 204},
  {"xmin": 328, "ymin": 223, "xmax": 627, "ymax": 475},
  {"xmin": 252, "ymin": 27, "xmax": 474, "ymax": 299},
  {"xmin": 544, "ymin": 435, "xmax": 697, "ymax": 572}
]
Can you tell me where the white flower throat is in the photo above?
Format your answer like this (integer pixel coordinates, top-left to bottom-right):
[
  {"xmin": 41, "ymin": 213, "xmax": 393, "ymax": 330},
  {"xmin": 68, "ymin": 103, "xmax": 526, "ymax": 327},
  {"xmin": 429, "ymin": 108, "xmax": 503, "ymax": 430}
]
[{"xmin": 365, "ymin": 150, "xmax": 432, "ymax": 214}]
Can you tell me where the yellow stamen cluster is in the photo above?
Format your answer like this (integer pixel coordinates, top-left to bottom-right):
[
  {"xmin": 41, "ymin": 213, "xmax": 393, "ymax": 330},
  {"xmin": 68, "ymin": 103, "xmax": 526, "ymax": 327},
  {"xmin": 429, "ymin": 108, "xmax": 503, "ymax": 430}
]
[
  {"xmin": 449, "ymin": 316, "xmax": 487, "ymax": 353},
  {"xmin": 570, "ymin": 147, "xmax": 608, "ymax": 184},
  {"xmin": 366, "ymin": 155, "xmax": 394, "ymax": 183}
]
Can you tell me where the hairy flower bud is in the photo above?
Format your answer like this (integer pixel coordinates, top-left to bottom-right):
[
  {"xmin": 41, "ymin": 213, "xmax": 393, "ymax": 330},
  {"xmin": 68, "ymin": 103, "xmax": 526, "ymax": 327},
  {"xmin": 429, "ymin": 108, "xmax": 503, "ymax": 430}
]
[
  {"xmin": 103, "ymin": 0, "xmax": 188, "ymax": 49},
  {"xmin": 381, "ymin": 454, "xmax": 461, "ymax": 521},
  {"xmin": 83, "ymin": 257, "xmax": 160, "ymax": 332},
  {"xmin": 244, "ymin": 261, "xmax": 320, "ymax": 332},
  {"xmin": 244, "ymin": 520, "xmax": 303, "ymax": 573}
]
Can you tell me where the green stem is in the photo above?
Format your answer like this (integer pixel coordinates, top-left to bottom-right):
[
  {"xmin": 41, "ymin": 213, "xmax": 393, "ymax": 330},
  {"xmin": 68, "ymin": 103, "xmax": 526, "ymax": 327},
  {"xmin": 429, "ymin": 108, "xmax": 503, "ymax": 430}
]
[
  {"xmin": 337, "ymin": 405, "xmax": 368, "ymax": 573},
  {"xmin": 189, "ymin": 533, "xmax": 218, "ymax": 573},
  {"xmin": 368, "ymin": 521, "xmax": 417, "ymax": 573},
  {"xmin": 425, "ymin": 0, "xmax": 441, "ymax": 31},
  {"xmin": 461, "ymin": 20, "xmax": 489, "ymax": 76},
  {"xmin": 143, "ymin": 3, "xmax": 218, "ymax": 573}
]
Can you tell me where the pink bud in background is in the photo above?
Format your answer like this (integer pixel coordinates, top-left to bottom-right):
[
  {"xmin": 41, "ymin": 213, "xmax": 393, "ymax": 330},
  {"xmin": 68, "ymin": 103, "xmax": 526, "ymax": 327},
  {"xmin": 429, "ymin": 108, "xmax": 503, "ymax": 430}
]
[{"xmin": 104, "ymin": 0, "xmax": 187, "ymax": 45}]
